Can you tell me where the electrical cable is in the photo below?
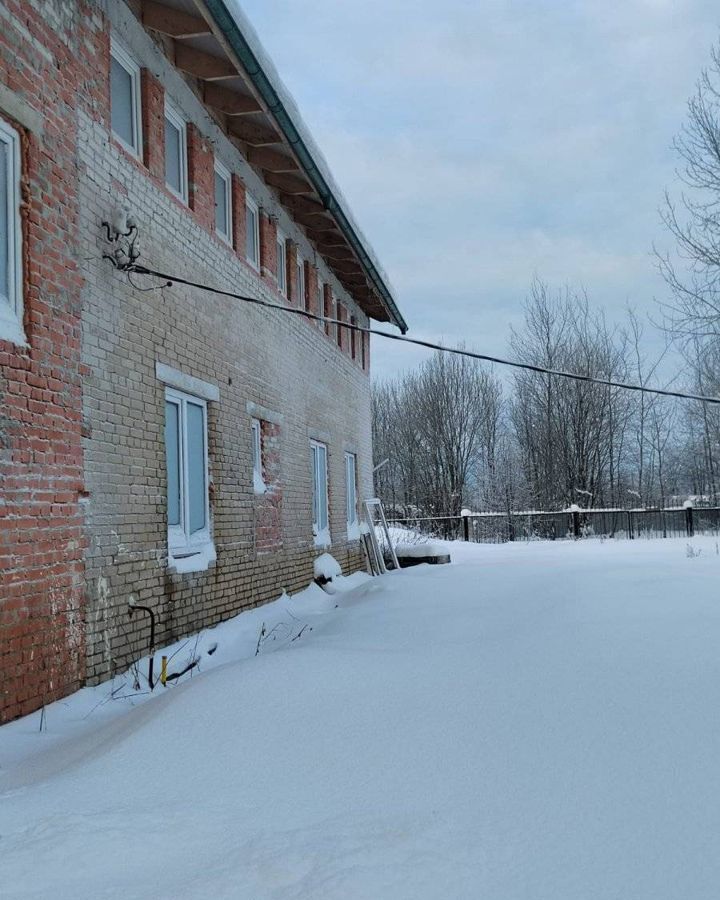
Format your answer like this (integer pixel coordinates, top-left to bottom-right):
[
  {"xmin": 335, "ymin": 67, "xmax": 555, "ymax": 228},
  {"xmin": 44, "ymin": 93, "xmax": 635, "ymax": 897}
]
[{"xmin": 123, "ymin": 261, "xmax": 720, "ymax": 406}]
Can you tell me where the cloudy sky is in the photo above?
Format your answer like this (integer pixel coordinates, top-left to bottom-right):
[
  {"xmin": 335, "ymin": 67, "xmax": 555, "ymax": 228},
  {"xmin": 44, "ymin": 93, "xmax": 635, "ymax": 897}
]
[{"xmin": 242, "ymin": 0, "xmax": 718, "ymax": 380}]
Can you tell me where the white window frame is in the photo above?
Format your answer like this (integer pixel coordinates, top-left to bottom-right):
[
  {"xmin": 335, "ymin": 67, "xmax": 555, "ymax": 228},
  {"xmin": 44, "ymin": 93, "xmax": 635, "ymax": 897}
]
[
  {"xmin": 345, "ymin": 452, "xmax": 358, "ymax": 535},
  {"xmin": 164, "ymin": 100, "xmax": 188, "ymax": 204},
  {"xmin": 213, "ymin": 159, "xmax": 232, "ymax": 245},
  {"xmin": 110, "ymin": 37, "xmax": 143, "ymax": 159},
  {"xmin": 165, "ymin": 387, "xmax": 211, "ymax": 557},
  {"xmin": 311, "ymin": 440, "xmax": 330, "ymax": 546},
  {"xmin": 0, "ymin": 120, "xmax": 24, "ymax": 346},
  {"xmin": 276, "ymin": 227, "xmax": 287, "ymax": 296},
  {"xmin": 251, "ymin": 417, "xmax": 266, "ymax": 494},
  {"xmin": 296, "ymin": 254, "xmax": 305, "ymax": 309},
  {"xmin": 246, "ymin": 194, "xmax": 260, "ymax": 270}
]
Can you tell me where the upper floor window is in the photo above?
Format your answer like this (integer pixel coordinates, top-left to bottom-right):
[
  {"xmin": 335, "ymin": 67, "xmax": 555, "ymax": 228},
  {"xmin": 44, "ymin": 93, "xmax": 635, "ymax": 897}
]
[
  {"xmin": 214, "ymin": 160, "xmax": 232, "ymax": 244},
  {"xmin": 296, "ymin": 255, "xmax": 306, "ymax": 310},
  {"xmin": 164, "ymin": 388, "xmax": 210, "ymax": 557},
  {"xmin": 246, "ymin": 195, "xmax": 260, "ymax": 269},
  {"xmin": 110, "ymin": 38, "xmax": 142, "ymax": 158},
  {"xmin": 0, "ymin": 120, "xmax": 23, "ymax": 345},
  {"xmin": 311, "ymin": 440, "xmax": 329, "ymax": 547},
  {"xmin": 164, "ymin": 101, "xmax": 188, "ymax": 203},
  {"xmin": 276, "ymin": 228, "xmax": 287, "ymax": 296}
]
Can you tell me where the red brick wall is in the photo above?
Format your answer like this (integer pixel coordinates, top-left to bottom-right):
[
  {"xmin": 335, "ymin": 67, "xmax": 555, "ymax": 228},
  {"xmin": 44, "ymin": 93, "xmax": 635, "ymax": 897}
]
[
  {"xmin": 188, "ymin": 123, "xmax": 214, "ymax": 229},
  {"xmin": 141, "ymin": 69, "xmax": 164, "ymax": 182},
  {"xmin": 323, "ymin": 283, "xmax": 334, "ymax": 339},
  {"xmin": 231, "ymin": 174, "xmax": 247, "ymax": 258},
  {"xmin": 259, "ymin": 212, "xmax": 277, "ymax": 285},
  {"xmin": 254, "ymin": 421, "xmax": 282, "ymax": 553},
  {"xmin": 306, "ymin": 262, "xmax": 318, "ymax": 316},
  {"xmin": 286, "ymin": 241, "xmax": 298, "ymax": 306},
  {"xmin": 0, "ymin": 1, "xmax": 106, "ymax": 723}
]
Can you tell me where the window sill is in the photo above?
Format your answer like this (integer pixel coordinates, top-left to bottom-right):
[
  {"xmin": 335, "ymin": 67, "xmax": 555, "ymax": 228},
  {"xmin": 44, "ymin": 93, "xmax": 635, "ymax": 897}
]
[
  {"xmin": 167, "ymin": 542, "xmax": 216, "ymax": 575},
  {"xmin": 313, "ymin": 529, "xmax": 331, "ymax": 550},
  {"xmin": 0, "ymin": 312, "xmax": 27, "ymax": 348}
]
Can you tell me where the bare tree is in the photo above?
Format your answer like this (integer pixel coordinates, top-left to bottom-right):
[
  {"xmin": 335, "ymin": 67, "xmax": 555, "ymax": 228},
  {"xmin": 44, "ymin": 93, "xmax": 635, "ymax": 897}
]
[{"xmin": 659, "ymin": 41, "xmax": 720, "ymax": 341}]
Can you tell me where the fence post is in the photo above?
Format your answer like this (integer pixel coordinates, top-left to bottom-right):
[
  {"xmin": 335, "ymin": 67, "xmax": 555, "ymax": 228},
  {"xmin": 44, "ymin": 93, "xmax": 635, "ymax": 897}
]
[
  {"xmin": 572, "ymin": 509, "xmax": 580, "ymax": 539},
  {"xmin": 685, "ymin": 502, "xmax": 694, "ymax": 538},
  {"xmin": 507, "ymin": 510, "xmax": 515, "ymax": 542},
  {"xmin": 626, "ymin": 509, "xmax": 634, "ymax": 540},
  {"xmin": 461, "ymin": 509, "xmax": 470, "ymax": 542}
]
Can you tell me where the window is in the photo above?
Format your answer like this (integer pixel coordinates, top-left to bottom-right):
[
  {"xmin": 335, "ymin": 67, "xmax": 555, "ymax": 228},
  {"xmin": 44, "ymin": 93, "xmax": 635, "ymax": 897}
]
[
  {"xmin": 110, "ymin": 38, "xmax": 142, "ymax": 158},
  {"xmin": 296, "ymin": 255, "xmax": 305, "ymax": 309},
  {"xmin": 246, "ymin": 195, "xmax": 260, "ymax": 269},
  {"xmin": 164, "ymin": 388, "xmax": 210, "ymax": 557},
  {"xmin": 164, "ymin": 101, "xmax": 187, "ymax": 202},
  {"xmin": 0, "ymin": 120, "xmax": 23, "ymax": 345},
  {"xmin": 276, "ymin": 229, "xmax": 287, "ymax": 295},
  {"xmin": 345, "ymin": 452, "xmax": 359, "ymax": 537},
  {"xmin": 214, "ymin": 160, "xmax": 232, "ymax": 244},
  {"xmin": 311, "ymin": 440, "xmax": 329, "ymax": 546},
  {"xmin": 251, "ymin": 418, "xmax": 265, "ymax": 494}
]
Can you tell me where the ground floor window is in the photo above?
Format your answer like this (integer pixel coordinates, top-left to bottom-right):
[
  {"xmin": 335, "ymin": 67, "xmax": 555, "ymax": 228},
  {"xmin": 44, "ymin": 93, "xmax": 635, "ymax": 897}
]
[
  {"xmin": 251, "ymin": 417, "xmax": 266, "ymax": 493},
  {"xmin": 165, "ymin": 388, "xmax": 211, "ymax": 559},
  {"xmin": 345, "ymin": 452, "xmax": 359, "ymax": 538},
  {"xmin": 311, "ymin": 440, "xmax": 329, "ymax": 546}
]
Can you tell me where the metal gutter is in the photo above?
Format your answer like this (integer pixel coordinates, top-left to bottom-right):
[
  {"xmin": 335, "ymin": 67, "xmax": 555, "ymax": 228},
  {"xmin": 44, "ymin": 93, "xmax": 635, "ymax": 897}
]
[{"xmin": 203, "ymin": 0, "xmax": 408, "ymax": 333}]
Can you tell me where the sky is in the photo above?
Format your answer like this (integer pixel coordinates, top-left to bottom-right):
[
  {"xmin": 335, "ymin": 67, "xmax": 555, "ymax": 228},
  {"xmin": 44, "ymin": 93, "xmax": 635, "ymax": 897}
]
[{"xmin": 241, "ymin": 0, "xmax": 719, "ymax": 380}]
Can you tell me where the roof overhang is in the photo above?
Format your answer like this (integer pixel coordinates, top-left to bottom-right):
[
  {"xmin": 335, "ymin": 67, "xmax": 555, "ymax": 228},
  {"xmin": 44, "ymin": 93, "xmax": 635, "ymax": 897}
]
[{"xmin": 137, "ymin": 0, "xmax": 408, "ymax": 332}]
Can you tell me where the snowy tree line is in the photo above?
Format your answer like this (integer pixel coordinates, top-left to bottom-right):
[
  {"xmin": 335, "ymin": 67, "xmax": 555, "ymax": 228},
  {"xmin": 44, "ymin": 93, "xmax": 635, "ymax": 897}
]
[{"xmin": 373, "ymin": 41, "xmax": 720, "ymax": 518}]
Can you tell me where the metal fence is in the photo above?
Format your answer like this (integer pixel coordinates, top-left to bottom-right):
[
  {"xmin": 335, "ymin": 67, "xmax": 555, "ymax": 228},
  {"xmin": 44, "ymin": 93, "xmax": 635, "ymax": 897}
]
[{"xmin": 387, "ymin": 506, "xmax": 720, "ymax": 545}]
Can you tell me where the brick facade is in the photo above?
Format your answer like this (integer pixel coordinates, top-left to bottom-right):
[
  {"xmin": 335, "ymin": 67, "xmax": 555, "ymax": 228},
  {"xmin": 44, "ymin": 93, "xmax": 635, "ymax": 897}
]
[
  {"xmin": 0, "ymin": 1, "xmax": 108, "ymax": 723},
  {"xmin": 0, "ymin": 0, "xmax": 384, "ymax": 720}
]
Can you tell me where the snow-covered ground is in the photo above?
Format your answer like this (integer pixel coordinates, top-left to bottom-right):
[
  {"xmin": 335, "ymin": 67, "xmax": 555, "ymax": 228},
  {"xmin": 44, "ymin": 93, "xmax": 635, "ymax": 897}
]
[{"xmin": 2, "ymin": 536, "xmax": 720, "ymax": 899}]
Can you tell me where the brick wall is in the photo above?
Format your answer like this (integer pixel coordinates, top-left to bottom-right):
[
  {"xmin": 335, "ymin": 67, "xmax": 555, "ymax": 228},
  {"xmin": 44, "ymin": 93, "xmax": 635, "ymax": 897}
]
[
  {"xmin": 77, "ymin": 3, "xmax": 375, "ymax": 685},
  {"xmin": 0, "ymin": 1, "xmax": 107, "ymax": 723},
  {"xmin": 0, "ymin": 0, "xmax": 379, "ymax": 719}
]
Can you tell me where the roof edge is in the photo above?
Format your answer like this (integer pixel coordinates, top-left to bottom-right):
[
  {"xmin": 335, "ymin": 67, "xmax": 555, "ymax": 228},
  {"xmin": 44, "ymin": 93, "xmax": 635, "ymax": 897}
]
[{"xmin": 203, "ymin": 0, "xmax": 408, "ymax": 333}]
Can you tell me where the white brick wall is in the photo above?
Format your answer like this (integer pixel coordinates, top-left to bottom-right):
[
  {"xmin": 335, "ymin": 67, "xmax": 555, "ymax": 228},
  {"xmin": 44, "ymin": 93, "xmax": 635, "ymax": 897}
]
[{"xmin": 79, "ymin": 10, "xmax": 375, "ymax": 683}]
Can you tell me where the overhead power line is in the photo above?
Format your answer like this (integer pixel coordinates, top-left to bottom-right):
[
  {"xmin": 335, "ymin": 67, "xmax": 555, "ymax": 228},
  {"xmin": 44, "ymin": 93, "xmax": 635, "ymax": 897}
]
[{"xmin": 124, "ymin": 261, "xmax": 720, "ymax": 406}]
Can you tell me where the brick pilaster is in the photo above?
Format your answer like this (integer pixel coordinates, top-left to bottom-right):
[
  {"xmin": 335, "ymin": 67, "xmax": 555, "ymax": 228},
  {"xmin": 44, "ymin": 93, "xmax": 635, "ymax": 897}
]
[
  {"xmin": 141, "ymin": 69, "xmax": 164, "ymax": 182},
  {"xmin": 231, "ymin": 174, "xmax": 246, "ymax": 258},
  {"xmin": 323, "ymin": 282, "xmax": 334, "ymax": 339},
  {"xmin": 187, "ymin": 123, "xmax": 214, "ymax": 229},
  {"xmin": 287, "ymin": 241, "xmax": 298, "ymax": 305},
  {"xmin": 259, "ymin": 212, "xmax": 277, "ymax": 284}
]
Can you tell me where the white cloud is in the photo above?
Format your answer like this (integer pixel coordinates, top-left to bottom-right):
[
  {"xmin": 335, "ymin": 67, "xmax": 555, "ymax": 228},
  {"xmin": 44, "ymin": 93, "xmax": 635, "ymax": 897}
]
[{"xmin": 241, "ymin": 0, "xmax": 719, "ymax": 378}]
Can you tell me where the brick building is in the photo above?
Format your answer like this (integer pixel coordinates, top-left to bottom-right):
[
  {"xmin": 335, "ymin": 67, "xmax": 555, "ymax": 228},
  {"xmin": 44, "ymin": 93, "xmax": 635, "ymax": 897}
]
[{"xmin": 0, "ymin": 0, "xmax": 406, "ymax": 722}]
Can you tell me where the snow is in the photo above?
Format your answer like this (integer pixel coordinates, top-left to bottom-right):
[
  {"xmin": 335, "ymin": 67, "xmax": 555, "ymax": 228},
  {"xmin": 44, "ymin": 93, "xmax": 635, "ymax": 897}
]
[
  {"xmin": 313, "ymin": 525, "xmax": 331, "ymax": 548},
  {"xmin": 313, "ymin": 551, "xmax": 342, "ymax": 580},
  {"xmin": 167, "ymin": 541, "xmax": 216, "ymax": 574},
  {"xmin": 394, "ymin": 540, "xmax": 446, "ymax": 558},
  {"xmin": 3, "ymin": 536, "xmax": 720, "ymax": 899},
  {"xmin": 253, "ymin": 469, "xmax": 267, "ymax": 494}
]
